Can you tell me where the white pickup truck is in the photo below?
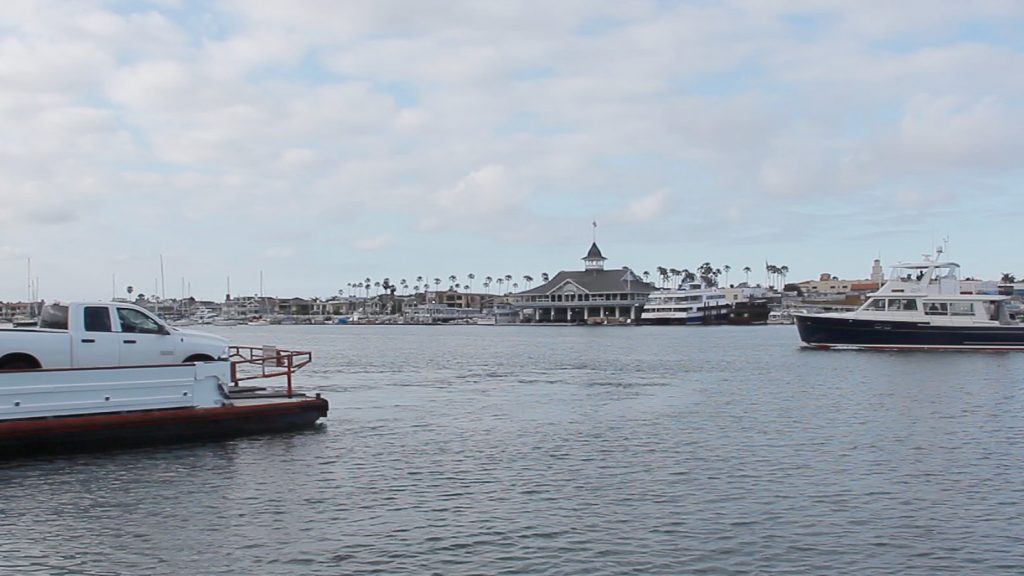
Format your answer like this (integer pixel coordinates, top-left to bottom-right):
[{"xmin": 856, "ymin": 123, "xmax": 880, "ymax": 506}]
[{"xmin": 0, "ymin": 302, "xmax": 230, "ymax": 370}]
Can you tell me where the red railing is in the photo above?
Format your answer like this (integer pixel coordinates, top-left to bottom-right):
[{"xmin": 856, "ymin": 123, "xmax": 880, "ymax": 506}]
[{"xmin": 228, "ymin": 345, "xmax": 312, "ymax": 397}]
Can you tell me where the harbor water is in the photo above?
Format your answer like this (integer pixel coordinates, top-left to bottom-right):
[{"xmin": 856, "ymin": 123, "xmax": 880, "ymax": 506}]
[{"xmin": 2, "ymin": 325, "xmax": 1023, "ymax": 575}]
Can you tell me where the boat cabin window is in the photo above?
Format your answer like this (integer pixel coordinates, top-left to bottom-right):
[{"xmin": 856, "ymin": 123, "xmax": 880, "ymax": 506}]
[
  {"xmin": 84, "ymin": 306, "xmax": 112, "ymax": 332},
  {"xmin": 39, "ymin": 304, "xmax": 69, "ymax": 330},
  {"xmin": 949, "ymin": 302, "xmax": 974, "ymax": 316},
  {"xmin": 117, "ymin": 308, "xmax": 164, "ymax": 334},
  {"xmin": 925, "ymin": 302, "xmax": 948, "ymax": 315},
  {"xmin": 886, "ymin": 298, "xmax": 918, "ymax": 311},
  {"xmin": 864, "ymin": 299, "xmax": 885, "ymax": 311}
]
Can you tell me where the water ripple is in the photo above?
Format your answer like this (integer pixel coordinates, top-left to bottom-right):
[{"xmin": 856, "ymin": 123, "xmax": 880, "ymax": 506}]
[{"xmin": 1, "ymin": 325, "xmax": 1023, "ymax": 574}]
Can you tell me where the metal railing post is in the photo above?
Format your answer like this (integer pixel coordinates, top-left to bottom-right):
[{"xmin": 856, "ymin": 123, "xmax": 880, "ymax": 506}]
[{"xmin": 286, "ymin": 353, "xmax": 293, "ymax": 397}]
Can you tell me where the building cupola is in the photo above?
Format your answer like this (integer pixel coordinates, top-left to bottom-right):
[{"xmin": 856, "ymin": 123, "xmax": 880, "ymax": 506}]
[{"xmin": 582, "ymin": 242, "xmax": 606, "ymax": 271}]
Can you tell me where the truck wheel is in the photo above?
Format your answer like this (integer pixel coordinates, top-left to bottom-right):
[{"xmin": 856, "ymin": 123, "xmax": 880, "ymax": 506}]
[{"xmin": 0, "ymin": 355, "xmax": 41, "ymax": 371}]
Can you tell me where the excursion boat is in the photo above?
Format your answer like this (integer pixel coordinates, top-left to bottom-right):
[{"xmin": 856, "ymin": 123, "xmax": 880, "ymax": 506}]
[
  {"xmin": 0, "ymin": 345, "xmax": 328, "ymax": 457},
  {"xmin": 794, "ymin": 253, "xmax": 1024, "ymax": 350},
  {"xmin": 640, "ymin": 283, "xmax": 731, "ymax": 325}
]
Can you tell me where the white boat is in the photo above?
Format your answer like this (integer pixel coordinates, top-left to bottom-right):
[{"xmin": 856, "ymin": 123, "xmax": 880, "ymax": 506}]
[
  {"xmin": 767, "ymin": 310, "xmax": 796, "ymax": 325},
  {"xmin": 794, "ymin": 249, "xmax": 1024, "ymax": 350},
  {"xmin": 191, "ymin": 307, "xmax": 216, "ymax": 325},
  {"xmin": 640, "ymin": 283, "xmax": 731, "ymax": 325},
  {"xmin": 247, "ymin": 318, "xmax": 270, "ymax": 326}
]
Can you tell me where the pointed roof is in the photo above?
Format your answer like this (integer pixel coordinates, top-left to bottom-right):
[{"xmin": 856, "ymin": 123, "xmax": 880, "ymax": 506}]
[{"xmin": 582, "ymin": 242, "xmax": 605, "ymax": 261}]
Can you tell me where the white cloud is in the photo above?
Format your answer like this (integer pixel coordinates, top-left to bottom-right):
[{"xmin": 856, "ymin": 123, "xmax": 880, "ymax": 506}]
[
  {"xmin": 353, "ymin": 234, "xmax": 397, "ymax": 252},
  {"xmin": 419, "ymin": 164, "xmax": 528, "ymax": 232},
  {"xmin": 621, "ymin": 189, "xmax": 672, "ymax": 223},
  {"xmin": 1, "ymin": 0, "xmax": 1023, "ymax": 298}
]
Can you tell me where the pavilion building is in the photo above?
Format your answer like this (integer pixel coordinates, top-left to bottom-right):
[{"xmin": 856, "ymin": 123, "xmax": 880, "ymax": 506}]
[{"xmin": 511, "ymin": 242, "xmax": 655, "ymax": 323}]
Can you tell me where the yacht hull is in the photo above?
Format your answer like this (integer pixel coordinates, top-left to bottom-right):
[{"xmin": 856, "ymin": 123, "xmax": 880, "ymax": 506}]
[{"xmin": 795, "ymin": 314, "xmax": 1024, "ymax": 350}]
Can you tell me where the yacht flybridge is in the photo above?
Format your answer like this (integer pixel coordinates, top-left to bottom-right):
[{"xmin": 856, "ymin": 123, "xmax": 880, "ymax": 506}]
[{"xmin": 794, "ymin": 251, "xmax": 1024, "ymax": 350}]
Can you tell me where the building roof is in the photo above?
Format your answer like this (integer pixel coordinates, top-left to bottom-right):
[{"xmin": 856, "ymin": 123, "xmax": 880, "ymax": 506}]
[
  {"xmin": 517, "ymin": 268, "xmax": 654, "ymax": 296},
  {"xmin": 582, "ymin": 242, "xmax": 606, "ymax": 260}
]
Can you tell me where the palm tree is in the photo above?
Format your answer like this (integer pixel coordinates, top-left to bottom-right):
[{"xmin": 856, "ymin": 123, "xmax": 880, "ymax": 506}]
[
  {"xmin": 642, "ymin": 270, "xmax": 651, "ymax": 284},
  {"xmin": 467, "ymin": 273, "xmax": 475, "ymax": 291},
  {"xmin": 779, "ymin": 266, "xmax": 789, "ymax": 290},
  {"xmin": 433, "ymin": 278, "xmax": 441, "ymax": 290},
  {"xmin": 723, "ymin": 265, "xmax": 731, "ymax": 287},
  {"xmin": 656, "ymin": 266, "xmax": 668, "ymax": 288},
  {"xmin": 743, "ymin": 266, "xmax": 751, "ymax": 285},
  {"xmin": 400, "ymin": 278, "xmax": 408, "ymax": 294},
  {"xmin": 512, "ymin": 282, "xmax": 519, "ymax": 293},
  {"xmin": 1001, "ymin": 272, "xmax": 1016, "ymax": 283},
  {"xmin": 483, "ymin": 278, "xmax": 492, "ymax": 293},
  {"xmin": 374, "ymin": 281, "xmax": 381, "ymax": 295},
  {"xmin": 496, "ymin": 278, "xmax": 504, "ymax": 294},
  {"xmin": 416, "ymin": 275, "xmax": 424, "ymax": 289},
  {"xmin": 504, "ymin": 274, "xmax": 513, "ymax": 287},
  {"xmin": 523, "ymin": 275, "xmax": 533, "ymax": 289},
  {"xmin": 541, "ymin": 272, "xmax": 550, "ymax": 283},
  {"xmin": 448, "ymin": 275, "xmax": 457, "ymax": 290},
  {"xmin": 681, "ymin": 269, "xmax": 696, "ymax": 284}
]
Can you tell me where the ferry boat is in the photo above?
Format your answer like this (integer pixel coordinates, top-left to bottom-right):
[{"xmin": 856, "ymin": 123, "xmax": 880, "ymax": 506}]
[
  {"xmin": 640, "ymin": 283, "xmax": 731, "ymax": 325},
  {"xmin": 0, "ymin": 345, "xmax": 328, "ymax": 457},
  {"xmin": 794, "ymin": 251, "xmax": 1024, "ymax": 350}
]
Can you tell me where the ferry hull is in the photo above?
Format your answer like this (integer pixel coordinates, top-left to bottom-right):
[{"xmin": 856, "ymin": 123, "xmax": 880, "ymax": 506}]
[
  {"xmin": 641, "ymin": 308, "xmax": 732, "ymax": 325},
  {"xmin": 795, "ymin": 315, "xmax": 1024, "ymax": 350},
  {"xmin": 0, "ymin": 396, "xmax": 328, "ymax": 458}
]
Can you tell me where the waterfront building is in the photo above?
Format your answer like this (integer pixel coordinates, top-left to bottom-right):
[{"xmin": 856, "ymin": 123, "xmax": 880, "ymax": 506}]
[
  {"xmin": 511, "ymin": 242, "xmax": 655, "ymax": 323},
  {"xmin": 721, "ymin": 285, "xmax": 769, "ymax": 303}
]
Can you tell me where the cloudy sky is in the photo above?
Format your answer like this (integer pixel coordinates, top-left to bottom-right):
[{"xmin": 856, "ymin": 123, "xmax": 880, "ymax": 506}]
[{"xmin": 1, "ymin": 0, "xmax": 1022, "ymax": 301}]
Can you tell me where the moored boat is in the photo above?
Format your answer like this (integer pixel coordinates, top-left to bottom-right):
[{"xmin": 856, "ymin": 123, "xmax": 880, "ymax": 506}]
[
  {"xmin": 727, "ymin": 300, "xmax": 770, "ymax": 325},
  {"xmin": 0, "ymin": 346, "xmax": 327, "ymax": 457},
  {"xmin": 794, "ymin": 251, "xmax": 1024, "ymax": 350},
  {"xmin": 640, "ymin": 282, "xmax": 731, "ymax": 325}
]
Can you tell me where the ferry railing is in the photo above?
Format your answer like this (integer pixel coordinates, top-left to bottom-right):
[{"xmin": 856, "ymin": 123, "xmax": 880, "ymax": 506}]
[{"xmin": 227, "ymin": 345, "xmax": 312, "ymax": 397}]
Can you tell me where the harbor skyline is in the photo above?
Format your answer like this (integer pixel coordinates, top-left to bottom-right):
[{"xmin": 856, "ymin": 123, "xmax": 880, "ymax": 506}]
[{"xmin": 2, "ymin": 2, "xmax": 1023, "ymax": 300}]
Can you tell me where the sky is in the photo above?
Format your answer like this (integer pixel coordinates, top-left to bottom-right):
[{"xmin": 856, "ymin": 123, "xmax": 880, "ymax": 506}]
[{"xmin": 1, "ymin": 0, "xmax": 1023, "ymax": 301}]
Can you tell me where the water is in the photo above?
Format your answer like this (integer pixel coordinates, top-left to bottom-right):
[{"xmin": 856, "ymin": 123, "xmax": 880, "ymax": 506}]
[{"xmin": 2, "ymin": 325, "xmax": 1023, "ymax": 575}]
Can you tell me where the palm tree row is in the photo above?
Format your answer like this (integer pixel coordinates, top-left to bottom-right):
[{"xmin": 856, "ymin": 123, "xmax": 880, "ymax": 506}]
[
  {"xmin": 338, "ymin": 272, "xmax": 553, "ymax": 297},
  {"xmin": 339, "ymin": 264, "xmax": 796, "ymax": 297}
]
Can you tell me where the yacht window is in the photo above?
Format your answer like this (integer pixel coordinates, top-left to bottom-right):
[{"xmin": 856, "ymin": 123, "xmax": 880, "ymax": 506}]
[
  {"xmin": 925, "ymin": 302, "xmax": 948, "ymax": 316},
  {"xmin": 864, "ymin": 299, "xmax": 885, "ymax": 311},
  {"xmin": 887, "ymin": 299, "xmax": 904, "ymax": 311},
  {"xmin": 899, "ymin": 299, "xmax": 918, "ymax": 311},
  {"xmin": 84, "ymin": 306, "xmax": 112, "ymax": 332},
  {"xmin": 949, "ymin": 302, "xmax": 974, "ymax": 316}
]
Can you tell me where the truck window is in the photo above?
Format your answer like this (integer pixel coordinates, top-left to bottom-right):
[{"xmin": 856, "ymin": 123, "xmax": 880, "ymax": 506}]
[
  {"xmin": 84, "ymin": 306, "xmax": 112, "ymax": 332},
  {"xmin": 39, "ymin": 304, "xmax": 69, "ymax": 329},
  {"xmin": 117, "ymin": 308, "xmax": 163, "ymax": 334}
]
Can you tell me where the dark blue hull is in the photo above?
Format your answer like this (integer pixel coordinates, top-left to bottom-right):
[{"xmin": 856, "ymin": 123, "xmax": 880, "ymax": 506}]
[{"xmin": 795, "ymin": 314, "xmax": 1024, "ymax": 350}]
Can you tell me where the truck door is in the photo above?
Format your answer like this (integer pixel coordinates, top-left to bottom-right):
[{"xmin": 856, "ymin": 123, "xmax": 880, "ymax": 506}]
[
  {"xmin": 116, "ymin": 307, "xmax": 178, "ymax": 366},
  {"xmin": 72, "ymin": 306, "xmax": 121, "ymax": 367}
]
